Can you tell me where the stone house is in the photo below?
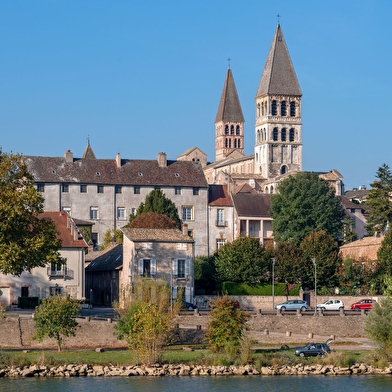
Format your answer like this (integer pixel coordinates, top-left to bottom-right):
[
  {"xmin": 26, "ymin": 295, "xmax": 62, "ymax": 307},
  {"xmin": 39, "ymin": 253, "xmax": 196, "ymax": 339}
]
[
  {"xmin": 0, "ymin": 211, "xmax": 87, "ymax": 307},
  {"xmin": 121, "ymin": 225, "xmax": 195, "ymax": 305}
]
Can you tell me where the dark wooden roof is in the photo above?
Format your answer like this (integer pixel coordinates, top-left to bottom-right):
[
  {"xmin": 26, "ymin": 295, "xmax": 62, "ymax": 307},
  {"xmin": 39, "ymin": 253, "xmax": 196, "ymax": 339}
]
[
  {"xmin": 232, "ymin": 193, "xmax": 271, "ymax": 217},
  {"xmin": 85, "ymin": 243, "xmax": 123, "ymax": 271}
]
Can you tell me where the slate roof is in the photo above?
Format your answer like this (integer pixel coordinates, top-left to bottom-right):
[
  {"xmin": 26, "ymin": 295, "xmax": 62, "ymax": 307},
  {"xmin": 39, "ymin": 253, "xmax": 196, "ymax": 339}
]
[
  {"xmin": 215, "ymin": 68, "xmax": 245, "ymax": 123},
  {"xmin": 256, "ymin": 23, "xmax": 302, "ymax": 97},
  {"xmin": 122, "ymin": 227, "xmax": 194, "ymax": 243},
  {"xmin": 232, "ymin": 193, "xmax": 271, "ymax": 217},
  {"xmin": 85, "ymin": 243, "xmax": 123, "ymax": 272},
  {"xmin": 209, "ymin": 184, "xmax": 233, "ymax": 207},
  {"xmin": 38, "ymin": 211, "xmax": 87, "ymax": 248},
  {"xmin": 339, "ymin": 196, "xmax": 364, "ymax": 210},
  {"xmin": 24, "ymin": 150, "xmax": 208, "ymax": 188}
]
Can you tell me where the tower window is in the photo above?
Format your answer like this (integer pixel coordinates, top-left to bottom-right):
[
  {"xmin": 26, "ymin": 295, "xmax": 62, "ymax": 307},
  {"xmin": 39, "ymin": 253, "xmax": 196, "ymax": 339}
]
[
  {"xmin": 281, "ymin": 101, "xmax": 287, "ymax": 116},
  {"xmin": 229, "ymin": 139, "xmax": 232, "ymax": 148},
  {"xmin": 225, "ymin": 125, "xmax": 229, "ymax": 135},
  {"xmin": 225, "ymin": 138, "xmax": 229, "ymax": 148},
  {"xmin": 281, "ymin": 165, "xmax": 287, "ymax": 175},
  {"xmin": 230, "ymin": 125, "xmax": 234, "ymax": 135},
  {"xmin": 273, "ymin": 128, "xmax": 278, "ymax": 141},
  {"xmin": 238, "ymin": 139, "xmax": 241, "ymax": 148},
  {"xmin": 281, "ymin": 128, "xmax": 287, "ymax": 141},
  {"xmin": 290, "ymin": 101, "xmax": 296, "ymax": 117},
  {"xmin": 271, "ymin": 100, "xmax": 277, "ymax": 116},
  {"xmin": 234, "ymin": 139, "xmax": 237, "ymax": 148},
  {"xmin": 289, "ymin": 128, "xmax": 295, "ymax": 142},
  {"xmin": 236, "ymin": 125, "xmax": 240, "ymax": 135}
]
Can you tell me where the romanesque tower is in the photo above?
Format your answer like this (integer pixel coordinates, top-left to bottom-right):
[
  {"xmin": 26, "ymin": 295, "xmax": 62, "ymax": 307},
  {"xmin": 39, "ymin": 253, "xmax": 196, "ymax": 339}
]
[
  {"xmin": 215, "ymin": 66, "xmax": 245, "ymax": 162},
  {"xmin": 254, "ymin": 23, "xmax": 302, "ymax": 179}
]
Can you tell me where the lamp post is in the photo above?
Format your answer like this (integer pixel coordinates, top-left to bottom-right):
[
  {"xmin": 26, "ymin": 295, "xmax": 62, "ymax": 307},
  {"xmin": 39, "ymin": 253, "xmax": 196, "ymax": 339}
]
[
  {"xmin": 271, "ymin": 258, "xmax": 276, "ymax": 310},
  {"xmin": 312, "ymin": 258, "xmax": 317, "ymax": 315}
]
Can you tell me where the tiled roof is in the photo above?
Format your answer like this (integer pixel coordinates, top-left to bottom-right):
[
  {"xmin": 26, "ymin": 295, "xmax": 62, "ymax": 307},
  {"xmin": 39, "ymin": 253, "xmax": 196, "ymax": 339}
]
[
  {"xmin": 215, "ymin": 68, "xmax": 245, "ymax": 123},
  {"xmin": 122, "ymin": 227, "xmax": 194, "ymax": 242},
  {"xmin": 24, "ymin": 154, "xmax": 208, "ymax": 187},
  {"xmin": 85, "ymin": 243, "xmax": 123, "ymax": 271},
  {"xmin": 339, "ymin": 196, "xmax": 363, "ymax": 210},
  {"xmin": 38, "ymin": 211, "xmax": 87, "ymax": 248},
  {"xmin": 339, "ymin": 235, "xmax": 383, "ymax": 261},
  {"xmin": 209, "ymin": 184, "xmax": 233, "ymax": 207},
  {"xmin": 256, "ymin": 24, "xmax": 301, "ymax": 97},
  {"xmin": 232, "ymin": 193, "xmax": 271, "ymax": 217},
  {"xmin": 235, "ymin": 183, "xmax": 258, "ymax": 194}
]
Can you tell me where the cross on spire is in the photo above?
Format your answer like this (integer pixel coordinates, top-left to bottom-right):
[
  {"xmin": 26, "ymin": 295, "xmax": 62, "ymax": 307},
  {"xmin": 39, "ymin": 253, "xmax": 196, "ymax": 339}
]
[
  {"xmin": 276, "ymin": 13, "xmax": 281, "ymax": 25},
  {"xmin": 228, "ymin": 56, "xmax": 231, "ymax": 69}
]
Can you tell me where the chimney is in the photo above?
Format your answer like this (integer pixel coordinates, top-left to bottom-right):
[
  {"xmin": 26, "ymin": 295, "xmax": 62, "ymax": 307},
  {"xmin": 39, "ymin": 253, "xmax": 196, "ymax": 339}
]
[
  {"xmin": 157, "ymin": 152, "xmax": 167, "ymax": 168},
  {"xmin": 116, "ymin": 153, "xmax": 121, "ymax": 168},
  {"xmin": 182, "ymin": 223, "xmax": 188, "ymax": 236},
  {"xmin": 74, "ymin": 226, "xmax": 79, "ymax": 241},
  {"xmin": 64, "ymin": 150, "xmax": 74, "ymax": 163}
]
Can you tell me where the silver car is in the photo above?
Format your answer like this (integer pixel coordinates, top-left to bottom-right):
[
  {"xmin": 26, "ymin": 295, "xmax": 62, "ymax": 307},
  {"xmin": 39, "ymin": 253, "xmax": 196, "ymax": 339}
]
[{"xmin": 275, "ymin": 299, "xmax": 308, "ymax": 311}]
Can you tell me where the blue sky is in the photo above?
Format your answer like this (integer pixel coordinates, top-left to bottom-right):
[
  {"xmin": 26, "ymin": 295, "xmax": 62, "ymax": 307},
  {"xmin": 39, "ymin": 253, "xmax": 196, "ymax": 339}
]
[{"xmin": 0, "ymin": 1, "xmax": 390, "ymax": 191}]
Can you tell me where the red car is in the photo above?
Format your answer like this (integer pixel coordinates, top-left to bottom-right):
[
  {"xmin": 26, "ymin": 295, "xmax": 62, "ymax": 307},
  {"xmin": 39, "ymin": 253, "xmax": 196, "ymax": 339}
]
[{"xmin": 350, "ymin": 299, "xmax": 375, "ymax": 311}]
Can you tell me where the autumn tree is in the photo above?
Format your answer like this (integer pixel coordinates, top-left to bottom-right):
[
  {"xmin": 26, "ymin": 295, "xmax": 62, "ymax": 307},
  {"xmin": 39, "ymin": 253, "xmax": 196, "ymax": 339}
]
[
  {"xmin": 0, "ymin": 151, "xmax": 64, "ymax": 275},
  {"xmin": 214, "ymin": 237, "xmax": 271, "ymax": 284},
  {"xmin": 270, "ymin": 172, "xmax": 345, "ymax": 245},
  {"xmin": 365, "ymin": 163, "xmax": 392, "ymax": 236},
  {"xmin": 129, "ymin": 189, "xmax": 181, "ymax": 229},
  {"xmin": 33, "ymin": 295, "xmax": 80, "ymax": 352}
]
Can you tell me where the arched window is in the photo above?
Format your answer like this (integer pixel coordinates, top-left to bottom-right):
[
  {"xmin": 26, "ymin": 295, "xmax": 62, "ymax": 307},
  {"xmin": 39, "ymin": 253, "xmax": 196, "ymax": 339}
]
[
  {"xmin": 234, "ymin": 139, "xmax": 237, "ymax": 148},
  {"xmin": 289, "ymin": 128, "xmax": 295, "ymax": 142},
  {"xmin": 257, "ymin": 103, "xmax": 261, "ymax": 117},
  {"xmin": 230, "ymin": 125, "xmax": 234, "ymax": 135},
  {"xmin": 281, "ymin": 128, "xmax": 286, "ymax": 141},
  {"xmin": 225, "ymin": 138, "xmax": 229, "ymax": 148},
  {"xmin": 290, "ymin": 101, "xmax": 296, "ymax": 117},
  {"xmin": 225, "ymin": 125, "xmax": 229, "ymax": 135},
  {"xmin": 281, "ymin": 165, "xmax": 287, "ymax": 175},
  {"xmin": 281, "ymin": 101, "xmax": 287, "ymax": 116},
  {"xmin": 238, "ymin": 140, "xmax": 241, "ymax": 148},
  {"xmin": 236, "ymin": 125, "xmax": 240, "ymax": 135},
  {"xmin": 263, "ymin": 129, "xmax": 266, "ymax": 141},
  {"xmin": 229, "ymin": 139, "xmax": 232, "ymax": 148},
  {"xmin": 273, "ymin": 128, "xmax": 278, "ymax": 141},
  {"xmin": 271, "ymin": 100, "xmax": 277, "ymax": 115}
]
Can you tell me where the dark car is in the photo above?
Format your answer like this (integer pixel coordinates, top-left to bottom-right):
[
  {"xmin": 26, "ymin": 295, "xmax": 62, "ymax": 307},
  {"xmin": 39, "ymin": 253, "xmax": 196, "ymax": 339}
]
[
  {"xmin": 182, "ymin": 302, "xmax": 198, "ymax": 310},
  {"xmin": 294, "ymin": 339, "xmax": 332, "ymax": 357},
  {"xmin": 350, "ymin": 299, "xmax": 375, "ymax": 311}
]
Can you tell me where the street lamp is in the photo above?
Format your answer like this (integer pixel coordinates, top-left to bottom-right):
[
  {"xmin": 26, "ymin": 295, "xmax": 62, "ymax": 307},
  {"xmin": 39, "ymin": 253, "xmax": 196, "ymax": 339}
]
[
  {"xmin": 312, "ymin": 258, "xmax": 317, "ymax": 315},
  {"xmin": 271, "ymin": 258, "xmax": 276, "ymax": 310}
]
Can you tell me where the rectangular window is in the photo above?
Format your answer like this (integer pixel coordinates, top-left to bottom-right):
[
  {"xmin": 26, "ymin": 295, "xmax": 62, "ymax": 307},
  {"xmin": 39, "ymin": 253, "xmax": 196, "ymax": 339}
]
[
  {"xmin": 134, "ymin": 186, "xmax": 140, "ymax": 194},
  {"xmin": 97, "ymin": 185, "xmax": 104, "ymax": 193},
  {"xmin": 117, "ymin": 207, "xmax": 126, "ymax": 220},
  {"xmin": 175, "ymin": 187, "xmax": 181, "ymax": 195},
  {"xmin": 80, "ymin": 184, "xmax": 87, "ymax": 193},
  {"xmin": 37, "ymin": 183, "xmax": 45, "ymax": 192},
  {"xmin": 216, "ymin": 239, "xmax": 226, "ymax": 250},
  {"xmin": 138, "ymin": 259, "xmax": 156, "ymax": 278},
  {"xmin": 216, "ymin": 209, "xmax": 226, "ymax": 226},
  {"xmin": 172, "ymin": 258, "xmax": 190, "ymax": 279},
  {"xmin": 177, "ymin": 259, "xmax": 185, "ymax": 278},
  {"xmin": 142, "ymin": 243, "xmax": 153, "ymax": 250},
  {"xmin": 90, "ymin": 206, "xmax": 99, "ymax": 220},
  {"xmin": 193, "ymin": 187, "xmax": 200, "ymax": 195},
  {"xmin": 177, "ymin": 243, "xmax": 187, "ymax": 250},
  {"xmin": 61, "ymin": 184, "xmax": 69, "ymax": 193},
  {"xmin": 182, "ymin": 206, "xmax": 193, "ymax": 221},
  {"xmin": 115, "ymin": 185, "xmax": 122, "ymax": 194},
  {"xmin": 131, "ymin": 208, "xmax": 136, "ymax": 216}
]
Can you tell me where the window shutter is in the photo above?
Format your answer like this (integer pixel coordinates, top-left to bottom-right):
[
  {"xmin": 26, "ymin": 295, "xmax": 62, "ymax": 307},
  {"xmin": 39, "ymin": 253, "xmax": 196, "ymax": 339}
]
[
  {"xmin": 185, "ymin": 286, "xmax": 191, "ymax": 302},
  {"xmin": 138, "ymin": 259, "xmax": 144, "ymax": 275},
  {"xmin": 172, "ymin": 258, "xmax": 178, "ymax": 276},
  {"xmin": 185, "ymin": 258, "xmax": 190, "ymax": 276},
  {"xmin": 151, "ymin": 259, "xmax": 156, "ymax": 276},
  {"xmin": 172, "ymin": 286, "xmax": 178, "ymax": 299}
]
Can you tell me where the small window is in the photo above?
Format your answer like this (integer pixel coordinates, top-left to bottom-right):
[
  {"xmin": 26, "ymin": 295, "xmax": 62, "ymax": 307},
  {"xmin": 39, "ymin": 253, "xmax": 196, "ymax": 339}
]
[
  {"xmin": 117, "ymin": 207, "xmax": 126, "ymax": 220},
  {"xmin": 271, "ymin": 100, "xmax": 277, "ymax": 116},
  {"xmin": 273, "ymin": 128, "xmax": 278, "ymax": 141},
  {"xmin": 80, "ymin": 184, "xmax": 87, "ymax": 193},
  {"xmin": 177, "ymin": 243, "xmax": 187, "ymax": 250},
  {"xmin": 138, "ymin": 258, "xmax": 156, "ymax": 278},
  {"xmin": 177, "ymin": 259, "xmax": 186, "ymax": 278},
  {"xmin": 289, "ymin": 128, "xmax": 295, "ymax": 142},
  {"xmin": 236, "ymin": 125, "xmax": 240, "ymax": 135},
  {"xmin": 216, "ymin": 239, "xmax": 226, "ymax": 250},
  {"xmin": 193, "ymin": 187, "xmax": 199, "ymax": 196},
  {"xmin": 216, "ymin": 209, "xmax": 225, "ymax": 226},
  {"xmin": 225, "ymin": 125, "xmax": 229, "ymax": 135},
  {"xmin": 187, "ymin": 230, "xmax": 193, "ymax": 238},
  {"xmin": 182, "ymin": 206, "xmax": 193, "ymax": 221},
  {"xmin": 131, "ymin": 208, "xmax": 136, "ymax": 216},
  {"xmin": 62, "ymin": 184, "xmax": 69, "ymax": 193},
  {"xmin": 97, "ymin": 185, "xmax": 104, "ymax": 193},
  {"xmin": 281, "ymin": 100, "xmax": 287, "ymax": 116},
  {"xmin": 142, "ymin": 243, "xmax": 153, "ymax": 250},
  {"xmin": 175, "ymin": 187, "xmax": 181, "ymax": 195},
  {"xmin": 134, "ymin": 186, "xmax": 140, "ymax": 194},
  {"xmin": 281, "ymin": 165, "xmax": 287, "ymax": 175},
  {"xmin": 37, "ymin": 183, "xmax": 45, "ymax": 192},
  {"xmin": 230, "ymin": 125, "xmax": 234, "ymax": 135},
  {"xmin": 281, "ymin": 128, "xmax": 286, "ymax": 142},
  {"xmin": 115, "ymin": 185, "xmax": 122, "ymax": 194},
  {"xmin": 90, "ymin": 206, "xmax": 99, "ymax": 220},
  {"xmin": 172, "ymin": 258, "xmax": 190, "ymax": 279},
  {"xmin": 290, "ymin": 101, "xmax": 296, "ymax": 117}
]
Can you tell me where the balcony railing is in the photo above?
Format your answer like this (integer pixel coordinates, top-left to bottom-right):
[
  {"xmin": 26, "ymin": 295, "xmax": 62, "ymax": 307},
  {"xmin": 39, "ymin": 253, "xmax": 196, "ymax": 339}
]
[
  {"xmin": 47, "ymin": 267, "xmax": 74, "ymax": 279},
  {"xmin": 215, "ymin": 220, "xmax": 228, "ymax": 227}
]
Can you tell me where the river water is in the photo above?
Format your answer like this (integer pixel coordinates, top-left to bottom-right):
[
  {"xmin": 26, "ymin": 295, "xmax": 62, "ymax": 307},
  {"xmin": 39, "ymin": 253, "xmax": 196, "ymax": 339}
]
[{"xmin": 1, "ymin": 375, "xmax": 392, "ymax": 392}]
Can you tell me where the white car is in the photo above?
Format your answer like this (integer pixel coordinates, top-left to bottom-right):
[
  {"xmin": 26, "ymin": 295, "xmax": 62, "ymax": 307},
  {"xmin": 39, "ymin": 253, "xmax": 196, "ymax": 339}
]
[{"xmin": 316, "ymin": 299, "xmax": 344, "ymax": 311}]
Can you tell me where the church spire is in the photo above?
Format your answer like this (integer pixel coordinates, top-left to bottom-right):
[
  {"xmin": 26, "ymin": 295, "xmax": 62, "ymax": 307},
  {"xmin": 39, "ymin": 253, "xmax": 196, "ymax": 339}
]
[{"xmin": 215, "ymin": 66, "xmax": 245, "ymax": 161}]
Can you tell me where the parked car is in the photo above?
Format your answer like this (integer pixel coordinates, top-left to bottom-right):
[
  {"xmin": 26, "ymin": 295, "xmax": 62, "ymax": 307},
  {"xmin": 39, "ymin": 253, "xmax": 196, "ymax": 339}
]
[
  {"xmin": 316, "ymin": 299, "xmax": 344, "ymax": 311},
  {"xmin": 351, "ymin": 299, "xmax": 375, "ymax": 311},
  {"xmin": 275, "ymin": 299, "xmax": 308, "ymax": 311},
  {"xmin": 294, "ymin": 339, "xmax": 332, "ymax": 357},
  {"xmin": 181, "ymin": 301, "xmax": 198, "ymax": 310}
]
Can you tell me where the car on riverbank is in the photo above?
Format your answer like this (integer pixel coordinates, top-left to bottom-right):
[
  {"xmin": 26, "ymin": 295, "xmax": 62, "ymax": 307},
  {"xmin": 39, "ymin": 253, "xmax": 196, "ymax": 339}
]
[
  {"xmin": 275, "ymin": 299, "xmax": 308, "ymax": 311},
  {"xmin": 294, "ymin": 338, "xmax": 332, "ymax": 357},
  {"xmin": 316, "ymin": 299, "xmax": 344, "ymax": 311},
  {"xmin": 350, "ymin": 299, "xmax": 375, "ymax": 311}
]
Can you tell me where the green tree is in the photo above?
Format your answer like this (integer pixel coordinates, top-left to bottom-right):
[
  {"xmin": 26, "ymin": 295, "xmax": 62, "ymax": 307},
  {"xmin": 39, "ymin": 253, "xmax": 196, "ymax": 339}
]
[
  {"xmin": 32, "ymin": 295, "xmax": 80, "ymax": 352},
  {"xmin": 270, "ymin": 172, "xmax": 345, "ymax": 245},
  {"xmin": 194, "ymin": 255, "xmax": 216, "ymax": 295},
  {"xmin": 214, "ymin": 237, "xmax": 270, "ymax": 284},
  {"xmin": 365, "ymin": 164, "xmax": 392, "ymax": 236},
  {"xmin": 0, "ymin": 151, "xmax": 64, "ymax": 275},
  {"xmin": 274, "ymin": 241, "xmax": 305, "ymax": 285},
  {"xmin": 115, "ymin": 277, "xmax": 180, "ymax": 365},
  {"xmin": 99, "ymin": 229, "xmax": 123, "ymax": 250},
  {"xmin": 206, "ymin": 295, "xmax": 248, "ymax": 353},
  {"xmin": 129, "ymin": 189, "xmax": 181, "ymax": 229},
  {"xmin": 300, "ymin": 230, "xmax": 341, "ymax": 289},
  {"xmin": 364, "ymin": 297, "xmax": 392, "ymax": 360},
  {"xmin": 376, "ymin": 227, "xmax": 392, "ymax": 293}
]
